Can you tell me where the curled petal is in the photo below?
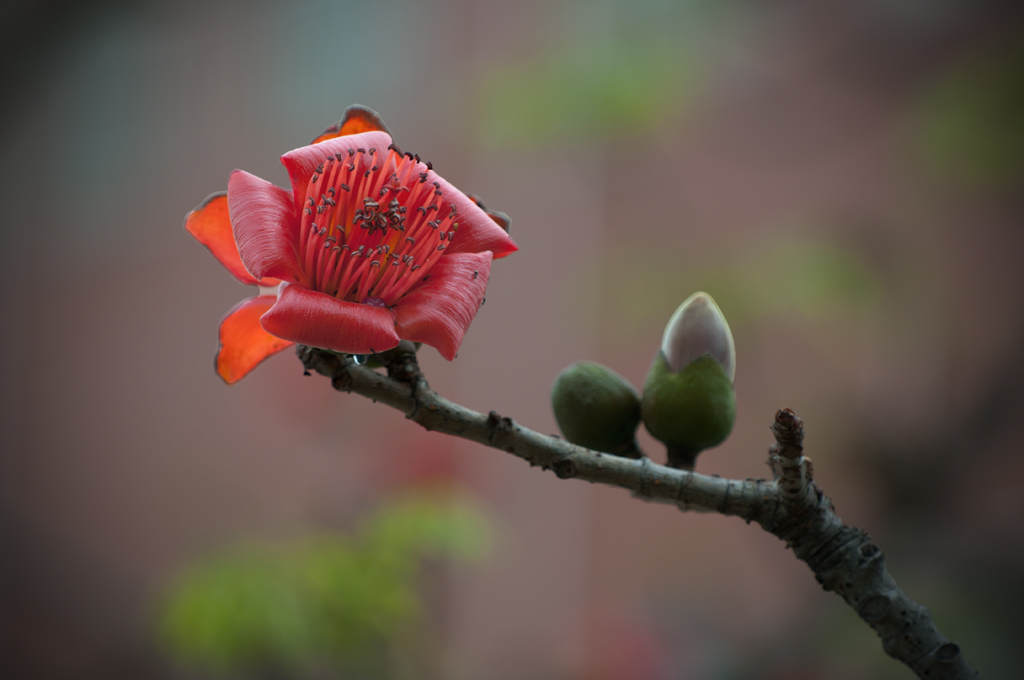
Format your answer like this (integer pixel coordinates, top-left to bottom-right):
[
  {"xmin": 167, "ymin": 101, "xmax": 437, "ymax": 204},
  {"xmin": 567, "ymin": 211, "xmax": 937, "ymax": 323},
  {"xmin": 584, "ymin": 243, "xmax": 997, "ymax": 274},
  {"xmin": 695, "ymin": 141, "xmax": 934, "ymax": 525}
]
[
  {"xmin": 432, "ymin": 174, "xmax": 517, "ymax": 259},
  {"xmin": 185, "ymin": 192, "xmax": 278, "ymax": 286},
  {"xmin": 394, "ymin": 252, "xmax": 492, "ymax": 361},
  {"xmin": 228, "ymin": 170, "xmax": 307, "ymax": 285},
  {"xmin": 217, "ymin": 295, "xmax": 294, "ymax": 384},
  {"xmin": 280, "ymin": 130, "xmax": 393, "ymax": 211},
  {"xmin": 467, "ymin": 193, "xmax": 512, "ymax": 233},
  {"xmin": 311, "ymin": 105, "xmax": 392, "ymax": 144},
  {"xmin": 261, "ymin": 282, "xmax": 401, "ymax": 355}
]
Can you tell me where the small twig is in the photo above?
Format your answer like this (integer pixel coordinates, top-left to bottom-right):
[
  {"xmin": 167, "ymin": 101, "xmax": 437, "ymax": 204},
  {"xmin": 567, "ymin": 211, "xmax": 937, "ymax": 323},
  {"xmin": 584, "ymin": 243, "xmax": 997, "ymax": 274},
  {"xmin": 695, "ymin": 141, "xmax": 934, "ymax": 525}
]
[{"xmin": 298, "ymin": 346, "xmax": 981, "ymax": 680}]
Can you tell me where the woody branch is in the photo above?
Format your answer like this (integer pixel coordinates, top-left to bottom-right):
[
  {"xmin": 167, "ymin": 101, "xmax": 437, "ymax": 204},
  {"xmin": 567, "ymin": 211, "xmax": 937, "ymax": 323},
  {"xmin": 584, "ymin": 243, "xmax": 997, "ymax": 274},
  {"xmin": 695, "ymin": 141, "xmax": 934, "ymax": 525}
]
[{"xmin": 297, "ymin": 344, "xmax": 981, "ymax": 680}]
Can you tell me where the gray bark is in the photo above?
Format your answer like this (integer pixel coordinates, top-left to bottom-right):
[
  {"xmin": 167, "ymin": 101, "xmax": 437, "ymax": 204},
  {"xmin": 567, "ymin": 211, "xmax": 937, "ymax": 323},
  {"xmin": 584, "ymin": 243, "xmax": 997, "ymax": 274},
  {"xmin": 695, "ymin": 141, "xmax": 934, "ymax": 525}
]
[{"xmin": 298, "ymin": 345, "xmax": 981, "ymax": 679}]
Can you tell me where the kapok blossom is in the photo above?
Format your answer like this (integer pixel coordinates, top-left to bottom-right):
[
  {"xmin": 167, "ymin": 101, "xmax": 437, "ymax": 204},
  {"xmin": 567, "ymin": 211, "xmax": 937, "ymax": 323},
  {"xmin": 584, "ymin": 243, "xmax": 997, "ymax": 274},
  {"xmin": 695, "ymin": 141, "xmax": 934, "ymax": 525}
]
[{"xmin": 185, "ymin": 106, "xmax": 517, "ymax": 383}]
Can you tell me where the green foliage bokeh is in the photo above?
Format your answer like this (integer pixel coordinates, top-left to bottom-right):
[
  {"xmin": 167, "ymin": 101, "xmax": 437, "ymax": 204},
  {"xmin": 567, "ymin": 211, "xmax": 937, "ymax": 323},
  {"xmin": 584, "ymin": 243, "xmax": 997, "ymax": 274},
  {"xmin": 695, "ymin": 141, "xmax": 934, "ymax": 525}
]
[{"xmin": 159, "ymin": 495, "xmax": 490, "ymax": 674}]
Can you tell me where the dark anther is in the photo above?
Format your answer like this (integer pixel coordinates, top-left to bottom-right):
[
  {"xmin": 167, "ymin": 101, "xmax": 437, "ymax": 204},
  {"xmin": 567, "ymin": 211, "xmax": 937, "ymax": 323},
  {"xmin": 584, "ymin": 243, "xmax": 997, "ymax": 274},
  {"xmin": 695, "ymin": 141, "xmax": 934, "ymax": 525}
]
[
  {"xmin": 449, "ymin": 205, "xmax": 457, "ymax": 218},
  {"xmin": 307, "ymin": 197, "xmax": 315, "ymax": 206},
  {"xmin": 364, "ymin": 170, "xmax": 371, "ymax": 178},
  {"xmin": 335, "ymin": 153, "xmax": 343, "ymax": 161},
  {"xmin": 936, "ymin": 643, "xmax": 960, "ymax": 663},
  {"xmin": 371, "ymin": 165, "xmax": 378, "ymax": 172},
  {"xmin": 327, "ymin": 187, "xmax": 335, "ymax": 196},
  {"xmin": 436, "ymin": 245, "xmax": 445, "ymax": 251},
  {"xmin": 369, "ymin": 148, "xmax": 375, "ymax": 156},
  {"xmin": 473, "ymin": 270, "xmax": 478, "ymax": 279},
  {"xmin": 419, "ymin": 172, "xmax": 428, "ymax": 183},
  {"xmin": 316, "ymin": 162, "xmax": 325, "ymax": 173},
  {"xmin": 406, "ymin": 237, "xmax": 416, "ymax": 244},
  {"xmin": 411, "ymin": 265, "xmax": 422, "ymax": 271},
  {"xmin": 414, "ymin": 154, "xmax": 421, "ymax": 162},
  {"xmin": 405, "ymin": 152, "xmax": 414, "ymax": 160},
  {"xmin": 426, "ymin": 161, "xmax": 432, "ymax": 170},
  {"xmin": 422, "ymin": 275, "xmax": 429, "ymax": 281},
  {"xmin": 304, "ymin": 207, "xmax": 312, "ymax": 215},
  {"xmin": 387, "ymin": 143, "xmax": 402, "ymax": 154},
  {"xmin": 481, "ymin": 297, "xmax": 486, "ymax": 305},
  {"xmin": 357, "ymin": 148, "xmax": 365, "ymax": 154},
  {"xmin": 347, "ymin": 148, "xmax": 355, "ymax": 156},
  {"xmin": 553, "ymin": 459, "xmax": 578, "ymax": 479},
  {"xmin": 340, "ymin": 183, "xmax": 350, "ymax": 192}
]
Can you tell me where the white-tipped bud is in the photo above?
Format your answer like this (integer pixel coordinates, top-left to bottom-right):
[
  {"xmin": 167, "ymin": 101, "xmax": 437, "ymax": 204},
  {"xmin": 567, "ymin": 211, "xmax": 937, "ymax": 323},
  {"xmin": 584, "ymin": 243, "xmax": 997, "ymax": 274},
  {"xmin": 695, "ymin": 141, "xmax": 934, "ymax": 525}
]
[{"xmin": 660, "ymin": 292, "xmax": 735, "ymax": 381}]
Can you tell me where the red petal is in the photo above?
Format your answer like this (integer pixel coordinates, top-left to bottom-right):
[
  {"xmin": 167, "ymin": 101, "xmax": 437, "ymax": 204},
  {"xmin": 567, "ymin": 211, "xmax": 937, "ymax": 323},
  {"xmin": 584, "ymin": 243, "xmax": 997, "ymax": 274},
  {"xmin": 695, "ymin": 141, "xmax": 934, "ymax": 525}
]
[
  {"xmin": 261, "ymin": 282, "xmax": 401, "ymax": 355},
  {"xmin": 432, "ymin": 173, "xmax": 518, "ymax": 259},
  {"xmin": 310, "ymin": 105, "xmax": 392, "ymax": 144},
  {"xmin": 216, "ymin": 295, "xmax": 294, "ymax": 384},
  {"xmin": 280, "ymin": 130, "xmax": 393, "ymax": 211},
  {"xmin": 227, "ymin": 170, "xmax": 307, "ymax": 285},
  {"xmin": 185, "ymin": 192, "xmax": 280, "ymax": 287},
  {"xmin": 393, "ymin": 252, "xmax": 492, "ymax": 361}
]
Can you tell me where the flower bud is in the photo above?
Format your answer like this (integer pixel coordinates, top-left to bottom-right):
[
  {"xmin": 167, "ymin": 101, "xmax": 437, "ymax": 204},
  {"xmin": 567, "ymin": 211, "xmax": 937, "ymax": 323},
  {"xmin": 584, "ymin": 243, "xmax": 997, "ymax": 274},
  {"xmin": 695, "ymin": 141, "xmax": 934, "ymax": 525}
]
[
  {"xmin": 551, "ymin": 362, "xmax": 642, "ymax": 457},
  {"xmin": 642, "ymin": 293, "xmax": 735, "ymax": 469}
]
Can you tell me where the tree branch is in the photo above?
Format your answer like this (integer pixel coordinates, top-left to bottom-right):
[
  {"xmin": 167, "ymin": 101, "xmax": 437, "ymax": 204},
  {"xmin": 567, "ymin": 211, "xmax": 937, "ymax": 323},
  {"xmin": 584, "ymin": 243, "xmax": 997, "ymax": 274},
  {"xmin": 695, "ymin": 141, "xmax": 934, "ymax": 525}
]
[{"xmin": 298, "ymin": 345, "xmax": 981, "ymax": 680}]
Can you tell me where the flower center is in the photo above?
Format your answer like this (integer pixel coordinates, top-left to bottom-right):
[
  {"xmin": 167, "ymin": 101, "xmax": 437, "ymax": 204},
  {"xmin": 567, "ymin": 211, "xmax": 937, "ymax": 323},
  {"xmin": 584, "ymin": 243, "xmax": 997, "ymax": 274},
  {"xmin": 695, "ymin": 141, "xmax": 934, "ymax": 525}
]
[{"xmin": 297, "ymin": 145, "xmax": 458, "ymax": 306}]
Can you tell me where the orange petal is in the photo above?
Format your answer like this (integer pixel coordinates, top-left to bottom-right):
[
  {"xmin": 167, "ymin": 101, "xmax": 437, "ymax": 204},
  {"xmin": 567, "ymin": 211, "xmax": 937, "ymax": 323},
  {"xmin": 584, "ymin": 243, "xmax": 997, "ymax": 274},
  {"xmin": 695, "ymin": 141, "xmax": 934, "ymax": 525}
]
[
  {"xmin": 310, "ymin": 105, "xmax": 392, "ymax": 144},
  {"xmin": 185, "ymin": 192, "xmax": 279, "ymax": 287},
  {"xmin": 216, "ymin": 295, "xmax": 294, "ymax": 384}
]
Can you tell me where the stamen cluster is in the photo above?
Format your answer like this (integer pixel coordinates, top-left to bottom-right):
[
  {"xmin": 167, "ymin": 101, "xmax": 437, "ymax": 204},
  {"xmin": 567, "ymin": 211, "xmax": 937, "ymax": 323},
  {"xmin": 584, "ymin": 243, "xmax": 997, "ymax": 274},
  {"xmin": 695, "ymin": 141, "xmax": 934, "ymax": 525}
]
[{"xmin": 298, "ymin": 146, "xmax": 458, "ymax": 307}]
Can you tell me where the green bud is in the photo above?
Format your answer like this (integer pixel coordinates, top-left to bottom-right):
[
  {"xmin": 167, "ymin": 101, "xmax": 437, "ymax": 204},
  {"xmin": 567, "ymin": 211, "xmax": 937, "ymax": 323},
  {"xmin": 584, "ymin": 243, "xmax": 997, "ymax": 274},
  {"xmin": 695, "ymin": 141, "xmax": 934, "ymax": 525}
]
[
  {"xmin": 551, "ymin": 362, "xmax": 642, "ymax": 457},
  {"xmin": 642, "ymin": 293, "xmax": 736, "ymax": 469}
]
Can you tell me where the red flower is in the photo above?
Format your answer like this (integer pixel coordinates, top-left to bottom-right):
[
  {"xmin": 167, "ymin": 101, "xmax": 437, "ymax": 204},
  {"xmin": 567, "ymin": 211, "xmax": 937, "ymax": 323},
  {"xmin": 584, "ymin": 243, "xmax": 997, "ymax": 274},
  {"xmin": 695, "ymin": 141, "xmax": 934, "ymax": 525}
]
[{"xmin": 185, "ymin": 106, "xmax": 517, "ymax": 383}]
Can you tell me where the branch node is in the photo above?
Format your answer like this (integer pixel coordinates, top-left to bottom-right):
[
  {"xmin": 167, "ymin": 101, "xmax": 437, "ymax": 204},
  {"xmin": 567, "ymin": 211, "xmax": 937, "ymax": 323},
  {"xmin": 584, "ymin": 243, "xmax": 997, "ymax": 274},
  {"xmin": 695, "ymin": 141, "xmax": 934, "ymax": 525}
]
[
  {"xmin": 552, "ymin": 458, "xmax": 577, "ymax": 479},
  {"xmin": 331, "ymin": 373, "xmax": 353, "ymax": 392},
  {"xmin": 936, "ymin": 643, "xmax": 961, "ymax": 664},
  {"xmin": 858, "ymin": 593, "xmax": 893, "ymax": 623},
  {"xmin": 771, "ymin": 408, "xmax": 805, "ymax": 458}
]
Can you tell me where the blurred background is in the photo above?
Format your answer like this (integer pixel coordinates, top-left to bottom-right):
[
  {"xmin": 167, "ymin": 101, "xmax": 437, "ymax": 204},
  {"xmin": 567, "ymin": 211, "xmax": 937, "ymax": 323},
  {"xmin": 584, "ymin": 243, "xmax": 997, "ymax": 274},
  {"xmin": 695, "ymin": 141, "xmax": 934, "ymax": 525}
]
[{"xmin": 2, "ymin": 0, "xmax": 1023, "ymax": 678}]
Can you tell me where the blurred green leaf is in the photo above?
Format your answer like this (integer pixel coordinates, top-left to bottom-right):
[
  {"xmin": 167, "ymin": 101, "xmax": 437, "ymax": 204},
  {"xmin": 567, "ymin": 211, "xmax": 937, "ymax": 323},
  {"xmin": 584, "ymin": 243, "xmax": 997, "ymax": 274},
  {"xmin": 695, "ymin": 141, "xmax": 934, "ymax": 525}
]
[
  {"xmin": 598, "ymin": 238, "xmax": 882, "ymax": 337},
  {"xmin": 159, "ymin": 493, "xmax": 490, "ymax": 674},
  {"xmin": 917, "ymin": 38, "xmax": 1024, "ymax": 187},
  {"xmin": 478, "ymin": 37, "xmax": 698, "ymax": 148}
]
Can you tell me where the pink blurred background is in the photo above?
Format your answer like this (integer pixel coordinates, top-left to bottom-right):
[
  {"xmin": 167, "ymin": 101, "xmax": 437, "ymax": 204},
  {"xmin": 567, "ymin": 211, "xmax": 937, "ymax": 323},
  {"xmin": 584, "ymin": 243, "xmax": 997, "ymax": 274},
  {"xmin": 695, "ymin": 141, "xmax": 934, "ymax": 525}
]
[{"xmin": 2, "ymin": 0, "xmax": 1023, "ymax": 678}]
